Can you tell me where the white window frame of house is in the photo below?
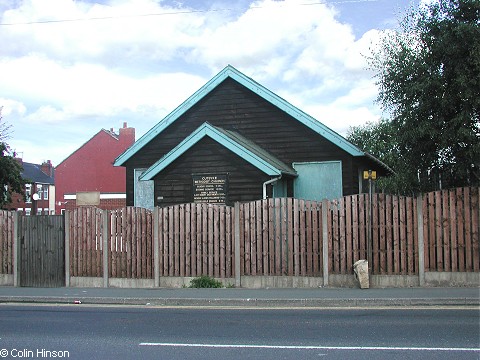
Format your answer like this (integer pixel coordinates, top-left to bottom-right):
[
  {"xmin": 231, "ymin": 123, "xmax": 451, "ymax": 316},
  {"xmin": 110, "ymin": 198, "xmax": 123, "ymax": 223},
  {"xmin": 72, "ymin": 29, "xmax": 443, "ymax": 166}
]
[
  {"xmin": 43, "ymin": 186, "xmax": 48, "ymax": 200},
  {"xmin": 37, "ymin": 184, "xmax": 43, "ymax": 200},
  {"xmin": 25, "ymin": 184, "xmax": 32, "ymax": 203},
  {"xmin": 25, "ymin": 208, "xmax": 31, "ymax": 216}
]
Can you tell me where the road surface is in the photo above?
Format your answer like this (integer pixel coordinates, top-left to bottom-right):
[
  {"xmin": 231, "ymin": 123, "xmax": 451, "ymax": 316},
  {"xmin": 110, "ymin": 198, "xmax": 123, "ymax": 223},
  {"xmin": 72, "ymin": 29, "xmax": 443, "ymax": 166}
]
[{"xmin": 0, "ymin": 304, "xmax": 478, "ymax": 359}]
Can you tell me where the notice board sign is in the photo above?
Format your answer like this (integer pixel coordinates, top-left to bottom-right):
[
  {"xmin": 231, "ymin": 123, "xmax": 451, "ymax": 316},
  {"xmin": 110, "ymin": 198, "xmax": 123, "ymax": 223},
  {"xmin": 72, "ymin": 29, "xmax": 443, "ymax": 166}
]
[
  {"xmin": 76, "ymin": 191, "xmax": 100, "ymax": 206},
  {"xmin": 192, "ymin": 174, "xmax": 228, "ymax": 204}
]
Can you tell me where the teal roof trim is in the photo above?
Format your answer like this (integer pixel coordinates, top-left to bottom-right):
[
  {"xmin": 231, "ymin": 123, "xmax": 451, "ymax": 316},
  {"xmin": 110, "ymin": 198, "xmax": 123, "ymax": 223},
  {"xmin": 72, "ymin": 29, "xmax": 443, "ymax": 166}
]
[
  {"xmin": 213, "ymin": 126, "xmax": 297, "ymax": 176},
  {"xmin": 140, "ymin": 123, "xmax": 296, "ymax": 180},
  {"xmin": 114, "ymin": 65, "xmax": 364, "ymax": 166}
]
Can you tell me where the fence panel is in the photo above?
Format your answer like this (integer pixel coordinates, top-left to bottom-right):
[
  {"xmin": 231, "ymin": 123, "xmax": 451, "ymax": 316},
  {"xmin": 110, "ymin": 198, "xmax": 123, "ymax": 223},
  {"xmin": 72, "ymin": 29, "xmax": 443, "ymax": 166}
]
[
  {"xmin": 0, "ymin": 210, "xmax": 14, "ymax": 275},
  {"xmin": 63, "ymin": 187, "xmax": 478, "ymax": 282},
  {"xmin": 68, "ymin": 208, "xmax": 103, "ymax": 277},
  {"xmin": 109, "ymin": 207, "xmax": 153, "ymax": 279},
  {"xmin": 423, "ymin": 187, "xmax": 479, "ymax": 272},
  {"xmin": 241, "ymin": 198, "xmax": 323, "ymax": 277},
  {"xmin": 156, "ymin": 203, "xmax": 233, "ymax": 278},
  {"xmin": 329, "ymin": 194, "xmax": 418, "ymax": 275},
  {"xmin": 329, "ymin": 195, "xmax": 369, "ymax": 275}
]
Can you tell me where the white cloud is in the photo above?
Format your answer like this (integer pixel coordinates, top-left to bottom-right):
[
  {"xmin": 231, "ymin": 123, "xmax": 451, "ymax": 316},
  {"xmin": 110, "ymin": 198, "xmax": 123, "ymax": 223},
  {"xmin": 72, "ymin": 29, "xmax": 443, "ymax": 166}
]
[
  {"xmin": 305, "ymin": 103, "xmax": 381, "ymax": 136},
  {"xmin": 0, "ymin": 98, "xmax": 27, "ymax": 117},
  {"xmin": 1, "ymin": 0, "xmax": 206, "ymax": 62},
  {"xmin": 24, "ymin": 105, "xmax": 66, "ymax": 124},
  {"xmin": 0, "ymin": 0, "xmax": 399, "ymax": 165},
  {"xmin": 0, "ymin": 54, "xmax": 205, "ymax": 119}
]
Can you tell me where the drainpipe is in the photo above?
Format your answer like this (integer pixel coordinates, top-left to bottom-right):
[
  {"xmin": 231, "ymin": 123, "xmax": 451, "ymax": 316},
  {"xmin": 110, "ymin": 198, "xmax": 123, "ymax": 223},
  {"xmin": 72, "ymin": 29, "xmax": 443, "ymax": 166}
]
[{"xmin": 263, "ymin": 175, "xmax": 282, "ymax": 199}]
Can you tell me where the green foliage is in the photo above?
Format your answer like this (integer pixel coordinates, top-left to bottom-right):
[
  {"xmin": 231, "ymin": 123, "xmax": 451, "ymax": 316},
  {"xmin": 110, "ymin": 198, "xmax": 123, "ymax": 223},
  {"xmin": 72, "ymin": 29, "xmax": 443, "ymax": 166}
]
[
  {"xmin": 347, "ymin": 119, "xmax": 415, "ymax": 194},
  {"xmin": 364, "ymin": 0, "xmax": 480, "ymax": 193},
  {"xmin": 0, "ymin": 109, "xmax": 25, "ymax": 207},
  {"xmin": 0, "ymin": 142, "xmax": 25, "ymax": 208},
  {"xmin": 188, "ymin": 276, "xmax": 224, "ymax": 288}
]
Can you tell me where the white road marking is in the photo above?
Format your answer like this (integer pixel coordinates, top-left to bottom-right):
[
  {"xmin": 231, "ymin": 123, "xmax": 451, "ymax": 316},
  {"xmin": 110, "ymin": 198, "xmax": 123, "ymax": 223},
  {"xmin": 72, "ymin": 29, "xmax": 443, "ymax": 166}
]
[{"xmin": 139, "ymin": 343, "xmax": 480, "ymax": 352}]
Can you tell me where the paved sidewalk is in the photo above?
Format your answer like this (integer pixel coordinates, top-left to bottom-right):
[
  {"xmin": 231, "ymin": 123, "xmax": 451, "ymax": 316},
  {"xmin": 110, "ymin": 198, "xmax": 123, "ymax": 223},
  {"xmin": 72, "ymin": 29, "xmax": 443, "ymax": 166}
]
[{"xmin": 0, "ymin": 286, "xmax": 478, "ymax": 308}]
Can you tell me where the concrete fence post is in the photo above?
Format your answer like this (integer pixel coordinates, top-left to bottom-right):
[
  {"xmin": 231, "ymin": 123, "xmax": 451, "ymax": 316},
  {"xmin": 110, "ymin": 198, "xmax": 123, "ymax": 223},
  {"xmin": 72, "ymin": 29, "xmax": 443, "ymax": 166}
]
[
  {"xmin": 322, "ymin": 199, "xmax": 329, "ymax": 287},
  {"xmin": 153, "ymin": 207, "xmax": 160, "ymax": 288},
  {"xmin": 417, "ymin": 195, "xmax": 425, "ymax": 287},
  {"xmin": 102, "ymin": 210, "xmax": 109, "ymax": 288},
  {"xmin": 13, "ymin": 212, "xmax": 19, "ymax": 287},
  {"xmin": 234, "ymin": 202, "xmax": 241, "ymax": 288},
  {"xmin": 64, "ymin": 212, "xmax": 70, "ymax": 287}
]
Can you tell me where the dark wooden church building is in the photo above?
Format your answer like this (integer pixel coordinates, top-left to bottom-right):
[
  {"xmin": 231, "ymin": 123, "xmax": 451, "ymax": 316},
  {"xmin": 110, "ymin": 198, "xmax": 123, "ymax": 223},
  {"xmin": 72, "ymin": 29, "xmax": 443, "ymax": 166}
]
[{"xmin": 114, "ymin": 65, "xmax": 391, "ymax": 208}]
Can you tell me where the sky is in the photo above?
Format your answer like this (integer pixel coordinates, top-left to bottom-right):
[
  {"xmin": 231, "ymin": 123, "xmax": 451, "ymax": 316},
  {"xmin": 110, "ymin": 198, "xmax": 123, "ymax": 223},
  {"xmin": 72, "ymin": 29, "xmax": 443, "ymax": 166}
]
[{"xmin": 0, "ymin": 0, "xmax": 422, "ymax": 166}]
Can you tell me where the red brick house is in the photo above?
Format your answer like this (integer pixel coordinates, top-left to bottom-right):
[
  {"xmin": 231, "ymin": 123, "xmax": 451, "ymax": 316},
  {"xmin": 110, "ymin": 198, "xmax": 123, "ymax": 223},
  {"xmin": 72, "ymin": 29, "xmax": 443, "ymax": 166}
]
[
  {"xmin": 6, "ymin": 159, "xmax": 55, "ymax": 215},
  {"xmin": 55, "ymin": 123, "xmax": 135, "ymax": 214}
]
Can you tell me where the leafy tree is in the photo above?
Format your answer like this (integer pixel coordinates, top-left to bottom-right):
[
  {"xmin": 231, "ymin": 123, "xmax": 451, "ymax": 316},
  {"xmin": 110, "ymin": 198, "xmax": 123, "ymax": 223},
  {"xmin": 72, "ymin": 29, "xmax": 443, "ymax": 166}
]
[
  {"xmin": 357, "ymin": 0, "xmax": 480, "ymax": 193},
  {"xmin": 0, "ymin": 108, "xmax": 25, "ymax": 208},
  {"xmin": 347, "ymin": 119, "xmax": 413, "ymax": 194}
]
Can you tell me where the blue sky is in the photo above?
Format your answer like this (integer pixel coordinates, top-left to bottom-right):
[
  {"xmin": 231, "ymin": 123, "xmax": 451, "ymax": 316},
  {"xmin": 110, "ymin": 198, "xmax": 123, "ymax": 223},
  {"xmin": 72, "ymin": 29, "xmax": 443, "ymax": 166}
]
[{"xmin": 0, "ymin": 0, "xmax": 420, "ymax": 165}]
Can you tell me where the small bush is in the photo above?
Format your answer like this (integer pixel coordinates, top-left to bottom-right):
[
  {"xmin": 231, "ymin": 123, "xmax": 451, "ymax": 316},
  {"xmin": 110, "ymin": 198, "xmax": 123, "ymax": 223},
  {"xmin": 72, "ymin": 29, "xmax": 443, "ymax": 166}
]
[{"xmin": 189, "ymin": 276, "xmax": 224, "ymax": 288}]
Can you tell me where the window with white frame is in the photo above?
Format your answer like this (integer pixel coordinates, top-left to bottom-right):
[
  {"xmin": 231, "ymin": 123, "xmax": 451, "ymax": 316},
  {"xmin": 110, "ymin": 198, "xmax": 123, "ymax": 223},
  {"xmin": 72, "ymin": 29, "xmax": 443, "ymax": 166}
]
[
  {"xmin": 43, "ymin": 186, "xmax": 48, "ymax": 200},
  {"xmin": 37, "ymin": 184, "xmax": 43, "ymax": 200},
  {"xmin": 25, "ymin": 184, "xmax": 32, "ymax": 203}
]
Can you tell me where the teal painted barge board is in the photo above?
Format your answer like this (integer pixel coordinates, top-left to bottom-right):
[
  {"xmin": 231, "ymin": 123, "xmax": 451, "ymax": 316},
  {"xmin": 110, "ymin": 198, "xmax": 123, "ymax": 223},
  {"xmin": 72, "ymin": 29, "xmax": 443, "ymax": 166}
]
[
  {"xmin": 114, "ymin": 65, "xmax": 365, "ymax": 167},
  {"xmin": 140, "ymin": 122, "xmax": 293, "ymax": 180}
]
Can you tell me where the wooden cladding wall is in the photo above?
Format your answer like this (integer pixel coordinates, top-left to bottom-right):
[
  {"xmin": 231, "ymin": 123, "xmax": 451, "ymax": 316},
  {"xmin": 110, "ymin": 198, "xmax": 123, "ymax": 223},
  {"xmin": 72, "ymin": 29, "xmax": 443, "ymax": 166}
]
[
  {"xmin": 124, "ymin": 78, "xmax": 380, "ymax": 206},
  {"xmin": 155, "ymin": 138, "xmax": 269, "ymax": 206},
  {"xmin": 0, "ymin": 210, "xmax": 14, "ymax": 275}
]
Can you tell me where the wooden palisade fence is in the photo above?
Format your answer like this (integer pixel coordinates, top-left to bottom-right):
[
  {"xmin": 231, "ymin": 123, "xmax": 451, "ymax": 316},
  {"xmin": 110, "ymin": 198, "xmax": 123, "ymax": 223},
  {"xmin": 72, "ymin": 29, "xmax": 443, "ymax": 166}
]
[
  {"xmin": 0, "ymin": 210, "xmax": 14, "ymax": 282},
  {"xmin": 0, "ymin": 187, "xmax": 478, "ymax": 287}
]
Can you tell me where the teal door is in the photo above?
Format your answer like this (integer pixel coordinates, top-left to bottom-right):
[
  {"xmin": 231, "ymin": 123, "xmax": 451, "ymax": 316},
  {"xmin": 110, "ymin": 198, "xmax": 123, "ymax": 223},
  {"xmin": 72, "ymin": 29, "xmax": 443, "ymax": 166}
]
[
  {"xmin": 293, "ymin": 161, "xmax": 342, "ymax": 201},
  {"xmin": 272, "ymin": 179, "xmax": 288, "ymax": 198}
]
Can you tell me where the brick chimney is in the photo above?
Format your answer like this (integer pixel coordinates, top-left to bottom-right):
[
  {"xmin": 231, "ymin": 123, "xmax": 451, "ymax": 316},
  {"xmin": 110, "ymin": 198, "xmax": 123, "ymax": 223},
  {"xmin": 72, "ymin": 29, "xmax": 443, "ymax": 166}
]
[
  {"xmin": 118, "ymin": 122, "xmax": 135, "ymax": 146},
  {"xmin": 41, "ymin": 160, "xmax": 54, "ymax": 177}
]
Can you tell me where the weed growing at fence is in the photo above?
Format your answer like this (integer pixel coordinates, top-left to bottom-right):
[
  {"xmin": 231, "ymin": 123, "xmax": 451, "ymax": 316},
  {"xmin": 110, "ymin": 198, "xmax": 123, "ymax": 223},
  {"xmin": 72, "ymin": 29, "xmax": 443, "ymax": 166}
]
[{"xmin": 188, "ymin": 276, "xmax": 224, "ymax": 288}]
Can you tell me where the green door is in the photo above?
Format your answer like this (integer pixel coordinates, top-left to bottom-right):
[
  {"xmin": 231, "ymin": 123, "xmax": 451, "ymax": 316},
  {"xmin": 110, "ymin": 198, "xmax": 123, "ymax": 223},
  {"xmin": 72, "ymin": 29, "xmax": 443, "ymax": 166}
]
[{"xmin": 293, "ymin": 161, "xmax": 342, "ymax": 201}]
